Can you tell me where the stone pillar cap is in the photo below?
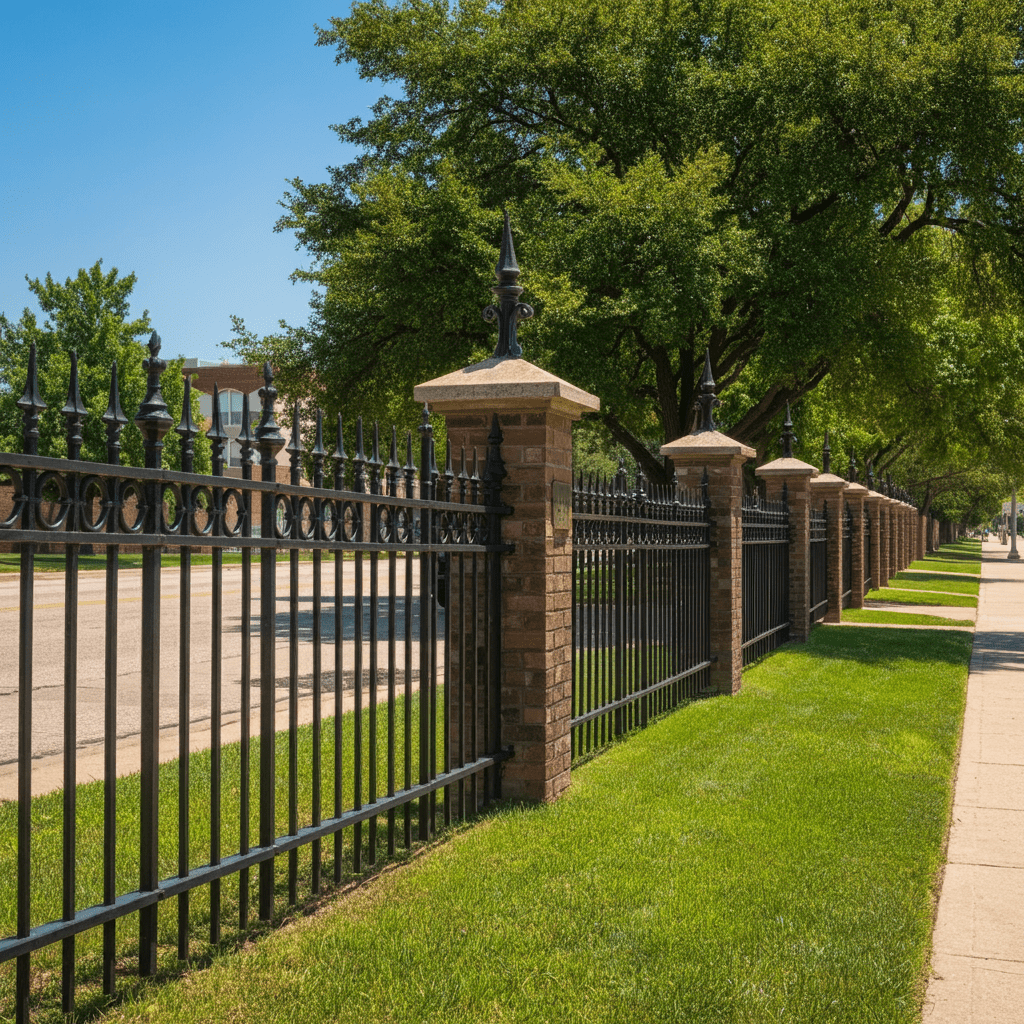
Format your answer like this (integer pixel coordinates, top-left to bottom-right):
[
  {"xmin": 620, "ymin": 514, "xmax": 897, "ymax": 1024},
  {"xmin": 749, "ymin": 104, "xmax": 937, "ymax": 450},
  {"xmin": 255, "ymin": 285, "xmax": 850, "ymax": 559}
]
[
  {"xmin": 660, "ymin": 429, "xmax": 755, "ymax": 460},
  {"xmin": 809, "ymin": 472, "xmax": 847, "ymax": 489},
  {"xmin": 414, "ymin": 357, "xmax": 600, "ymax": 416},
  {"xmin": 755, "ymin": 457, "xmax": 818, "ymax": 478},
  {"xmin": 845, "ymin": 482, "xmax": 869, "ymax": 495}
]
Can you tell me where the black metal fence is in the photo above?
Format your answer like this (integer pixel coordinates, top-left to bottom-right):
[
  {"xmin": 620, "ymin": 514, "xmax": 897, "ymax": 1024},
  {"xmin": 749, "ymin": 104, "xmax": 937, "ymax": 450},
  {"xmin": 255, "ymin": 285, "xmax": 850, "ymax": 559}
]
[
  {"xmin": 570, "ymin": 467, "xmax": 710, "ymax": 759},
  {"xmin": 841, "ymin": 502, "xmax": 853, "ymax": 608},
  {"xmin": 809, "ymin": 504, "xmax": 829, "ymax": 622},
  {"xmin": 0, "ymin": 337, "xmax": 509, "ymax": 1022},
  {"xmin": 741, "ymin": 490, "xmax": 790, "ymax": 666}
]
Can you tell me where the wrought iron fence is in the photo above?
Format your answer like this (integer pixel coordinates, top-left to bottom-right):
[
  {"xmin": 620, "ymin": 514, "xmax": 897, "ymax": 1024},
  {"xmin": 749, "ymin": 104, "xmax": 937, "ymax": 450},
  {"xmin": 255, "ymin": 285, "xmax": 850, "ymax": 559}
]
[
  {"xmin": 741, "ymin": 490, "xmax": 790, "ymax": 666},
  {"xmin": 570, "ymin": 467, "xmax": 710, "ymax": 760},
  {"xmin": 863, "ymin": 506, "xmax": 872, "ymax": 591},
  {"xmin": 0, "ymin": 336, "xmax": 509, "ymax": 1022},
  {"xmin": 809, "ymin": 504, "xmax": 829, "ymax": 623},
  {"xmin": 841, "ymin": 502, "xmax": 853, "ymax": 608}
]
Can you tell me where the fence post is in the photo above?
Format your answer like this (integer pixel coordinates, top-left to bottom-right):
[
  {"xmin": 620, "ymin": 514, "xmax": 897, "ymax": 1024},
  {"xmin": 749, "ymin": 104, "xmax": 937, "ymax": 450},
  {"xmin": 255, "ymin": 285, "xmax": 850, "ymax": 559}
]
[
  {"xmin": 845, "ymin": 451, "xmax": 869, "ymax": 609},
  {"xmin": 809, "ymin": 433, "xmax": 847, "ymax": 624},
  {"xmin": 414, "ymin": 213, "xmax": 599, "ymax": 803},
  {"xmin": 661, "ymin": 352, "xmax": 752, "ymax": 695},
  {"xmin": 755, "ymin": 405, "xmax": 818, "ymax": 642}
]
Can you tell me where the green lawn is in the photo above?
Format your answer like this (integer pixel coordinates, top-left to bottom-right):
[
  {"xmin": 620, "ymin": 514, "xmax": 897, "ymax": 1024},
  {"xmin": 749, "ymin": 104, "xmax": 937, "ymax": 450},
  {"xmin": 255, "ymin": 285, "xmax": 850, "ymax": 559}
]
[
  {"xmin": 886, "ymin": 572, "xmax": 980, "ymax": 596},
  {"xmin": 842, "ymin": 608, "xmax": 974, "ymax": 627},
  {"xmin": 865, "ymin": 587, "xmax": 977, "ymax": 608},
  {"xmin": 84, "ymin": 627, "xmax": 970, "ymax": 1024}
]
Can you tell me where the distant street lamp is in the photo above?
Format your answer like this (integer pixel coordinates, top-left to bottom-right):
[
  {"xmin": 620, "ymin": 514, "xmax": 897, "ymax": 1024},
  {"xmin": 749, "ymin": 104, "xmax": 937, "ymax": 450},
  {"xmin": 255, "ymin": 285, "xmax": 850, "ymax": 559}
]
[{"xmin": 1010, "ymin": 484, "xmax": 1020, "ymax": 560}]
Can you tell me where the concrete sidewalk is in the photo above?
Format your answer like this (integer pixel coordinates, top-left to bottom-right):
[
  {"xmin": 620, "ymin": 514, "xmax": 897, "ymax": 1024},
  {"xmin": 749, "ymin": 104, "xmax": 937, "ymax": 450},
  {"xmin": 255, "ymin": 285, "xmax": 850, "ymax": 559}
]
[{"xmin": 923, "ymin": 540, "xmax": 1024, "ymax": 1022}]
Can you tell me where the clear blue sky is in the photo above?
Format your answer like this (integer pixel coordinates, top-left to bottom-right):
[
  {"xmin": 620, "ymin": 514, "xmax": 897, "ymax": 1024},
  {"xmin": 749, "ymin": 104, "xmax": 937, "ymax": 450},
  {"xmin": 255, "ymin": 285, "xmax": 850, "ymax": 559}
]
[{"xmin": 2, "ymin": 1, "xmax": 379, "ymax": 364}]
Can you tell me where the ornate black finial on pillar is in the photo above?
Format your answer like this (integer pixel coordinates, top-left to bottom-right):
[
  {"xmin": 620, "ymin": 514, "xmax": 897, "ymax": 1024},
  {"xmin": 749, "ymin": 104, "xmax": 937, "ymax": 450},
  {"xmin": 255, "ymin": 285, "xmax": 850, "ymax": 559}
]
[
  {"xmin": 255, "ymin": 361, "xmax": 285, "ymax": 474},
  {"xmin": 692, "ymin": 349, "xmax": 721, "ymax": 434},
  {"xmin": 848, "ymin": 448, "xmax": 858, "ymax": 484},
  {"xmin": 207, "ymin": 385, "xmax": 228, "ymax": 477},
  {"xmin": 175, "ymin": 375, "xmax": 198, "ymax": 473},
  {"xmin": 867, "ymin": 459, "xmax": 876, "ymax": 491},
  {"xmin": 482, "ymin": 209, "xmax": 534, "ymax": 359},
  {"xmin": 781, "ymin": 403, "xmax": 797, "ymax": 459},
  {"xmin": 822, "ymin": 430, "xmax": 831, "ymax": 475},
  {"xmin": 239, "ymin": 393, "xmax": 255, "ymax": 480},
  {"xmin": 17, "ymin": 342, "xmax": 47, "ymax": 456},
  {"xmin": 135, "ymin": 331, "xmax": 174, "ymax": 470},
  {"xmin": 311, "ymin": 409, "xmax": 326, "ymax": 489},
  {"xmin": 886, "ymin": 471, "xmax": 893, "ymax": 497},
  {"xmin": 102, "ymin": 360, "xmax": 128, "ymax": 466},
  {"xmin": 60, "ymin": 350, "xmax": 88, "ymax": 461},
  {"xmin": 417, "ymin": 404, "xmax": 433, "ymax": 497}
]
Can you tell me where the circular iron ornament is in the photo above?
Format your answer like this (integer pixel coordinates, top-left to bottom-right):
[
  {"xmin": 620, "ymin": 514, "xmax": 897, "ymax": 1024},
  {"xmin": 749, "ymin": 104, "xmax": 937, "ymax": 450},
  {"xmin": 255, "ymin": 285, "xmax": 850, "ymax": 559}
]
[
  {"xmin": 320, "ymin": 499, "xmax": 339, "ymax": 542},
  {"xmin": 221, "ymin": 489, "xmax": 246, "ymax": 538},
  {"xmin": 190, "ymin": 485, "xmax": 215, "ymax": 537},
  {"xmin": 36, "ymin": 472, "xmax": 70, "ymax": 531},
  {"xmin": 296, "ymin": 497, "xmax": 316, "ymax": 541},
  {"xmin": 395, "ymin": 507, "xmax": 413, "ymax": 544},
  {"xmin": 0, "ymin": 467, "xmax": 26, "ymax": 528},
  {"xmin": 118, "ymin": 482, "xmax": 146, "ymax": 533},
  {"xmin": 161, "ymin": 483, "xmax": 185, "ymax": 534},
  {"xmin": 274, "ymin": 495, "xmax": 294, "ymax": 540},
  {"xmin": 438, "ymin": 510, "xmax": 454, "ymax": 544},
  {"xmin": 80, "ymin": 476, "xmax": 109, "ymax": 532},
  {"xmin": 341, "ymin": 501, "xmax": 361, "ymax": 543},
  {"xmin": 377, "ymin": 505, "xmax": 394, "ymax": 543}
]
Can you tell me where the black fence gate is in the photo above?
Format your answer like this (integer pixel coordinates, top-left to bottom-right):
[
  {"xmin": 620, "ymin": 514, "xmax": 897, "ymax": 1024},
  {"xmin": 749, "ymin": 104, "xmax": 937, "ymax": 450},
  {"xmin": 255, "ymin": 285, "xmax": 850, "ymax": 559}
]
[{"xmin": 570, "ymin": 467, "xmax": 710, "ymax": 760}]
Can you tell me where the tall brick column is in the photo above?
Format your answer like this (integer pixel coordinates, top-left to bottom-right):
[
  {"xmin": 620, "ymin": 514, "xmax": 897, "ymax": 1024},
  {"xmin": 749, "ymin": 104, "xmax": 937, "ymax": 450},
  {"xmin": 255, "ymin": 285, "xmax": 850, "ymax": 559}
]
[
  {"xmin": 864, "ymin": 490, "xmax": 884, "ymax": 594},
  {"xmin": 809, "ymin": 460, "xmax": 847, "ymax": 624},
  {"xmin": 661, "ymin": 353, "xmax": 753, "ymax": 695},
  {"xmin": 756, "ymin": 407, "xmax": 818, "ymax": 642},
  {"xmin": 414, "ymin": 214, "xmax": 600, "ymax": 804},
  {"xmin": 844, "ymin": 457, "xmax": 869, "ymax": 608},
  {"xmin": 887, "ymin": 498, "xmax": 899, "ymax": 579}
]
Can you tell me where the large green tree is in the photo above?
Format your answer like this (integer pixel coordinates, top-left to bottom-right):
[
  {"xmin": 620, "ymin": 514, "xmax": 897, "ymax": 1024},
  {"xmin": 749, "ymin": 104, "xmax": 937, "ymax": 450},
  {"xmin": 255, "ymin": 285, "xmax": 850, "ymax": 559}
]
[
  {"xmin": 232, "ymin": 0, "xmax": 1024, "ymax": 483},
  {"xmin": 0, "ymin": 261, "xmax": 209, "ymax": 471}
]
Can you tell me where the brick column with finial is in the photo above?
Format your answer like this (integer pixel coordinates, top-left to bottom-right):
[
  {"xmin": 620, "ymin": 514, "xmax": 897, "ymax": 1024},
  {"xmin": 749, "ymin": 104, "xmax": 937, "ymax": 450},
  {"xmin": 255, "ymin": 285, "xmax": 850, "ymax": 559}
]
[
  {"xmin": 756, "ymin": 404, "xmax": 818, "ymax": 642},
  {"xmin": 809, "ymin": 432, "xmax": 848, "ymax": 624},
  {"xmin": 661, "ymin": 351, "xmax": 753, "ymax": 694},
  {"xmin": 845, "ymin": 450, "xmax": 869, "ymax": 609},
  {"xmin": 415, "ymin": 211, "xmax": 599, "ymax": 803}
]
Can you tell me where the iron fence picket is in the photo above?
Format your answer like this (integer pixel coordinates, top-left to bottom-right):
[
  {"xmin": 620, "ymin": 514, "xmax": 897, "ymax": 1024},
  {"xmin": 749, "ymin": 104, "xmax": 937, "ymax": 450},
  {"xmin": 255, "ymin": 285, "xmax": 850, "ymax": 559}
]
[
  {"xmin": 741, "ymin": 490, "xmax": 790, "ymax": 666},
  {"xmin": 810, "ymin": 504, "xmax": 829, "ymax": 623}
]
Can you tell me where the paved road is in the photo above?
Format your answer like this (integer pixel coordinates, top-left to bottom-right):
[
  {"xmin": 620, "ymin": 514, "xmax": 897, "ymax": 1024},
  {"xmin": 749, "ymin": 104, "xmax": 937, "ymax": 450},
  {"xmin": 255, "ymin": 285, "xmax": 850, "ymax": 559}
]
[{"xmin": 0, "ymin": 557, "xmax": 441, "ymax": 798}]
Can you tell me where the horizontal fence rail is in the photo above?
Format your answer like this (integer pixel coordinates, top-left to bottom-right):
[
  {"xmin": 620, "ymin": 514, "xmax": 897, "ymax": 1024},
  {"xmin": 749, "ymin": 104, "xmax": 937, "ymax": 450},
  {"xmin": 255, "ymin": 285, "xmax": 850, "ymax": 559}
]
[
  {"xmin": 0, "ymin": 341, "xmax": 510, "ymax": 1022},
  {"xmin": 570, "ymin": 467, "xmax": 710, "ymax": 760},
  {"xmin": 809, "ymin": 504, "xmax": 828, "ymax": 623},
  {"xmin": 741, "ymin": 490, "xmax": 790, "ymax": 666}
]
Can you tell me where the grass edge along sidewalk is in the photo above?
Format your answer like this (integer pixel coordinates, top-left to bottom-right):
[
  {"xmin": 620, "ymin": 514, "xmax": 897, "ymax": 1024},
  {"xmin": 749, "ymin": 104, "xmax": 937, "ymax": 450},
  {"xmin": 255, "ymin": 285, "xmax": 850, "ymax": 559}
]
[{"xmin": 92, "ymin": 626, "xmax": 970, "ymax": 1024}]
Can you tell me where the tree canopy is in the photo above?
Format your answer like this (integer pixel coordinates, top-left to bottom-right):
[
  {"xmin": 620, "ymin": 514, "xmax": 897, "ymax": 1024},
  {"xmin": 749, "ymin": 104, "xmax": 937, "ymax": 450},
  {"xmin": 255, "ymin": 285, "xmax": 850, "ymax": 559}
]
[{"xmin": 0, "ymin": 261, "xmax": 209, "ymax": 471}]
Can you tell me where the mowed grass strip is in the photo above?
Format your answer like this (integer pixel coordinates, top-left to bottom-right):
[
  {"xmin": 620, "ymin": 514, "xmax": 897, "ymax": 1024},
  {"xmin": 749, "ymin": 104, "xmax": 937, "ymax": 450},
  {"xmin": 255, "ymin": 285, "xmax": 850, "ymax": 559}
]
[
  {"xmin": 98, "ymin": 627, "xmax": 971, "ymax": 1024},
  {"xmin": 865, "ymin": 588, "xmax": 977, "ymax": 608},
  {"xmin": 887, "ymin": 573, "xmax": 980, "ymax": 596},
  {"xmin": 841, "ymin": 608, "xmax": 974, "ymax": 627}
]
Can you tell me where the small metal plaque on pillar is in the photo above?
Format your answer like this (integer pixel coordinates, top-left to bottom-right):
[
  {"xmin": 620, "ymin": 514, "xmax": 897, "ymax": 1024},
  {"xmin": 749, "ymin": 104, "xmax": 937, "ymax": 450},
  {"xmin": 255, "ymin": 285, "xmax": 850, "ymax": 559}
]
[{"xmin": 552, "ymin": 481, "xmax": 572, "ymax": 532}]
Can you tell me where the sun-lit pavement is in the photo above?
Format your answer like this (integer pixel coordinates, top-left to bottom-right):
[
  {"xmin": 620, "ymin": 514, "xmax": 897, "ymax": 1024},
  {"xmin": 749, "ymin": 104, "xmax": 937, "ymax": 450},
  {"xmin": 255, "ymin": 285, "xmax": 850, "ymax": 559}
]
[
  {"xmin": 0, "ymin": 557, "xmax": 438, "ymax": 799},
  {"xmin": 923, "ymin": 539, "xmax": 1024, "ymax": 1022}
]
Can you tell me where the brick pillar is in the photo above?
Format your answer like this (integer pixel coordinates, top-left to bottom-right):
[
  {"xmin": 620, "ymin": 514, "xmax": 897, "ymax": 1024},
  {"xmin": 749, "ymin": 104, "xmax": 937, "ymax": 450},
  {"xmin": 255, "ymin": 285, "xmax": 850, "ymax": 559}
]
[
  {"xmin": 918, "ymin": 512, "xmax": 927, "ymax": 561},
  {"xmin": 756, "ymin": 457, "xmax": 818, "ymax": 642},
  {"xmin": 809, "ymin": 474, "xmax": 846, "ymax": 623},
  {"xmin": 415, "ymin": 361, "xmax": 599, "ymax": 804},
  {"xmin": 887, "ymin": 499, "xmax": 899, "ymax": 580},
  {"xmin": 876, "ymin": 496, "xmax": 891, "ymax": 587},
  {"xmin": 846, "ymin": 483, "xmax": 868, "ymax": 608},
  {"xmin": 661, "ymin": 434, "xmax": 753, "ymax": 695},
  {"xmin": 864, "ymin": 493, "xmax": 883, "ymax": 594}
]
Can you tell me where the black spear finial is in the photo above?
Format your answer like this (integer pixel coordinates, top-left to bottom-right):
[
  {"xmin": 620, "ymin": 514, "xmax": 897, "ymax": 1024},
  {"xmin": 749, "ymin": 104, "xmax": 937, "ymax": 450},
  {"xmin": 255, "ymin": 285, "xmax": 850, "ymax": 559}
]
[
  {"xmin": 255, "ymin": 361, "xmax": 285, "ymax": 471},
  {"xmin": 692, "ymin": 349, "xmax": 721, "ymax": 434},
  {"xmin": 102, "ymin": 360, "xmax": 128, "ymax": 466},
  {"xmin": 386, "ymin": 424, "xmax": 400, "ymax": 497},
  {"xmin": 238, "ymin": 392, "xmax": 255, "ymax": 479},
  {"xmin": 332, "ymin": 414, "xmax": 347, "ymax": 489},
  {"xmin": 17, "ymin": 342, "xmax": 47, "ymax": 456},
  {"xmin": 135, "ymin": 330, "xmax": 174, "ymax": 470},
  {"xmin": 175, "ymin": 374, "xmax": 198, "ymax": 472},
  {"xmin": 848, "ymin": 448, "xmax": 858, "ymax": 484},
  {"xmin": 822, "ymin": 430, "xmax": 831, "ymax": 475},
  {"xmin": 482, "ymin": 209, "xmax": 534, "ymax": 359},
  {"xmin": 781, "ymin": 403, "xmax": 797, "ymax": 459},
  {"xmin": 311, "ymin": 409, "xmax": 326, "ymax": 489},
  {"xmin": 207, "ymin": 384, "xmax": 228, "ymax": 476},
  {"xmin": 867, "ymin": 458, "xmax": 876, "ymax": 491},
  {"xmin": 287, "ymin": 399, "xmax": 303, "ymax": 486},
  {"xmin": 62, "ymin": 350, "xmax": 88, "ymax": 460},
  {"xmin": 353, "ymin": 416, "xmax": 366, "ymax": 493}
]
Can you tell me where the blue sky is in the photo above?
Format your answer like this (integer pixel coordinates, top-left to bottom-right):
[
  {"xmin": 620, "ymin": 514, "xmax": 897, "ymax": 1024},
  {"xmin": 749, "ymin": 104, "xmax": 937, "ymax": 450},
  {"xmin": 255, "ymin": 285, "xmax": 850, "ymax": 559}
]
[{"xmin": 2, "ymin": 1, "xmax": 379, "ymax": 364}]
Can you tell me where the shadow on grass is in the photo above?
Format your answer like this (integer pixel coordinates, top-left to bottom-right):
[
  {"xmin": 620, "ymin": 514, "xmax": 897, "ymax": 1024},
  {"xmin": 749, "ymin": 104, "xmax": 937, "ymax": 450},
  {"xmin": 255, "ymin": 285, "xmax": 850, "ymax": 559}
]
[{"xmin": 782, "ymin": 624, "xmax": 975, "ymax": 668}]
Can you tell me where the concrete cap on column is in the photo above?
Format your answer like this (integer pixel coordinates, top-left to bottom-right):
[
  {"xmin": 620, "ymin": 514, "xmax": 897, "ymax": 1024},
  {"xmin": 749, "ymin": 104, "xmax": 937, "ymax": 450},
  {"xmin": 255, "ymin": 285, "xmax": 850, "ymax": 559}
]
[
  {"xmin": 756, "ymin": 456, "xmax": 818, "ymax": 480},
  {"xmin": 414, "ymin": 356, "xmax": 600, "ymax": 419},
  {"xmin": 660, "ymin": 430, "xmax": 754, "ymax": 461},
  {"xmin": 810, "ymin": 470, "xmax": 847, "ymax": 492}
]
